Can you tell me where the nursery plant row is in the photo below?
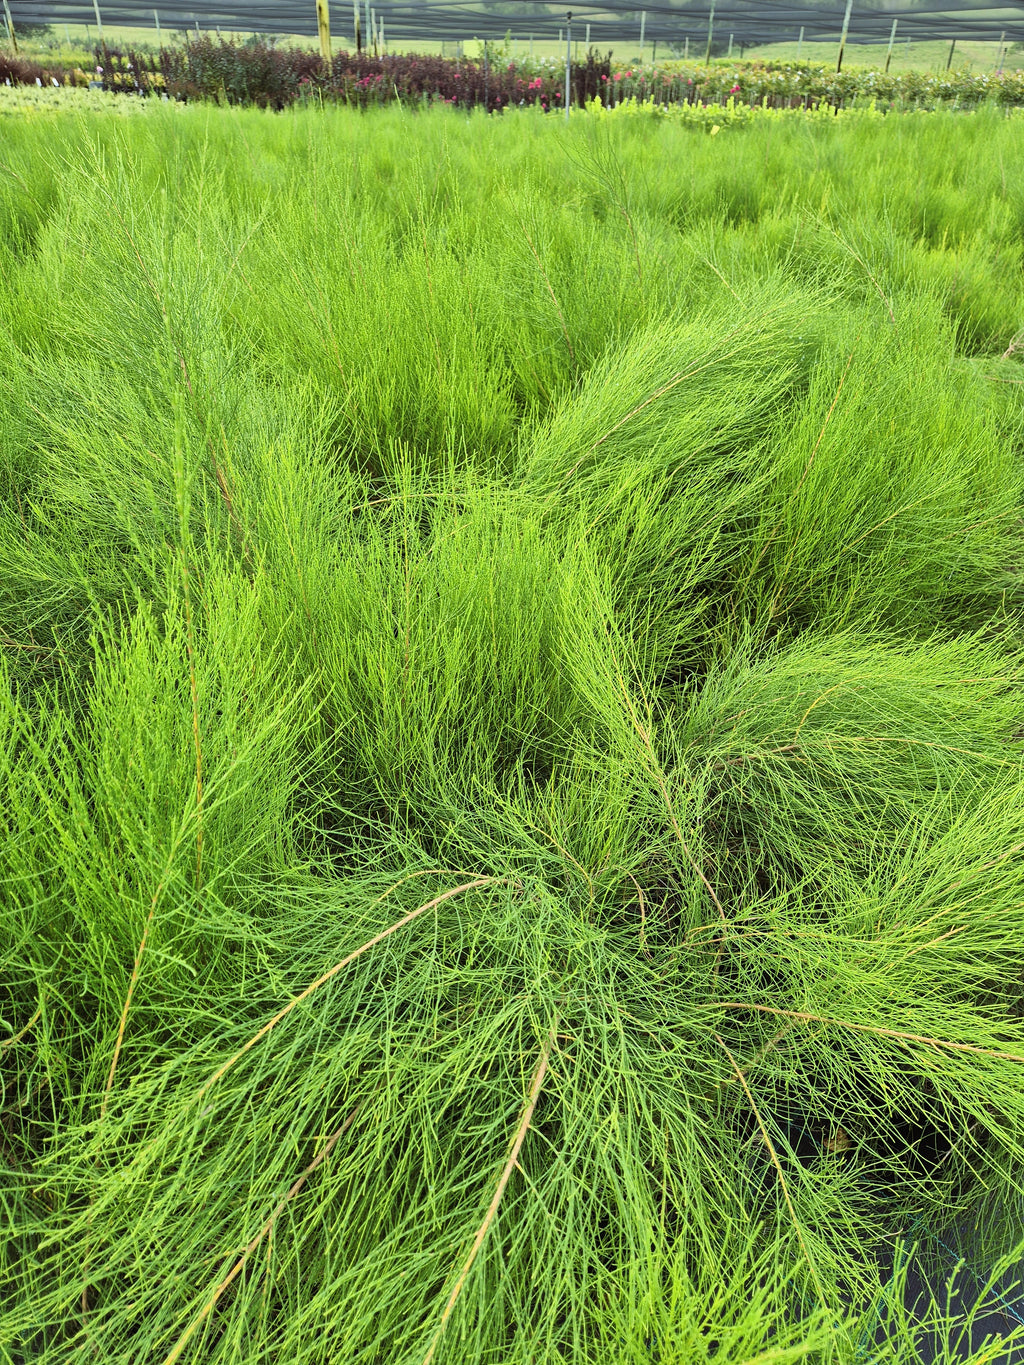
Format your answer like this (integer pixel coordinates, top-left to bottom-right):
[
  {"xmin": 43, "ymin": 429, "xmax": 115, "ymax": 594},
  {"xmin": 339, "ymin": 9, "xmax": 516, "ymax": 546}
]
[{"xmin": 4, "ymin": 36, "xmax": 1024, "ymax": 109}]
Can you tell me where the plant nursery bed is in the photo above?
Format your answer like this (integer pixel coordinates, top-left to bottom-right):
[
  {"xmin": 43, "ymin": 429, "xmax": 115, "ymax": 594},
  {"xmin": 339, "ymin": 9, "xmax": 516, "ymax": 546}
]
[{"xmin": 2, "ymin": 98, "xmax": 1024, "ymax": 1364}]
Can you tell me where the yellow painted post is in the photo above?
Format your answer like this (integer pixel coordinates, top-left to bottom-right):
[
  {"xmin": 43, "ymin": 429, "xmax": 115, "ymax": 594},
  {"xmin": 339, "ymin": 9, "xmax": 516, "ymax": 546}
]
[{"xmin": 316, "ymin": 0, "xmax": 331, "ymax": 64}]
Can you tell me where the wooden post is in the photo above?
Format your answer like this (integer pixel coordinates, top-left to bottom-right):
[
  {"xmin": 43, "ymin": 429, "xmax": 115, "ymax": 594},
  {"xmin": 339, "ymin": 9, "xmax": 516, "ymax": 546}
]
[
  {"xmin": 352, "ymin": 0, "xmax": 360, "ymax": 52},
  {"xmin": 364, "ymin": 0, "xmax": 371, "ymax": 58},
  {"xmin": 639, "ymin": 10, "xmax": 645, "ymax": 63},
  {"xmin": 884, "ymin": 17, "xmax": 897, "ymax": 72},
  {"xmin": 727, "ymin": 32, "xmax": 733, "ymax": 56},
  {"xmin": 565, "ymin": 11, "xmax": 571, "ymax": 121},
  {"xmin": 797, "ymin": 25, "xmax": 804, "ymax": 59},
  {"xmin": 836, "ymin": 0, "xmax": 853, "ymax": 72},
  {"xmin": 2, "ymin": 0, "xmax": 17, "ymax": 52},
  {"xmin": 945, "ymin": 37, "xmax": 956, "ymax": 70},
  {"xmin": 154, "ymin": 9, "xmax": 161, "ymax": 45},
  {"xmin": 995, "ymin": 30, "xmax": 1006, "ymax": 73},
  {"xmin": 93, "ymin": 0, "xmax": 104, "ymax": 44},
  {"xmin": 585, "ymin": 21, "xmax": 590, "ymax": 49},
  {"xmin": 379, "ymin": 16, "xmax": 384, "ymax": 53},
  {"xmin": 704, "ymin": 0, "xmax": 714, "ymax": 63},
  {"xmin": 684, "ymin": 35, "xmax": 689, "ymax": 60},
  {"xmin": 316, "ymin": 0, "xmax": 331, "ymax": 64}
]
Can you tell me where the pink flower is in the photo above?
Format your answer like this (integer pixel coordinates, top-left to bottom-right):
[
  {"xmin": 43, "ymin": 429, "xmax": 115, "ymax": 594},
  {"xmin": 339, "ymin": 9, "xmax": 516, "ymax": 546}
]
[
  {"xmin": 730, "ymin": 83, "xmax": 741, "ymax": 92},
  {"xmin": 613, "ymin": 72, "xmax": 622, "ymax": 81}
]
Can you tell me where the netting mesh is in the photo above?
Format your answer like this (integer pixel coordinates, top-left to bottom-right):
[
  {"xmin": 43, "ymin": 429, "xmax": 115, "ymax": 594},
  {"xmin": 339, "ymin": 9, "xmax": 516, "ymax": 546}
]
[{"xmin": 8, "ymin": 0, "xmax": 1024, "ymax": 49}]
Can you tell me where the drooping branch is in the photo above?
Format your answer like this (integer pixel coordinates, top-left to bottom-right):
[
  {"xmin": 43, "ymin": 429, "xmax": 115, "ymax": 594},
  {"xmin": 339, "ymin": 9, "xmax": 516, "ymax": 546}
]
[
  {"xmin": 160, "ymin": 1106, "xmax": 360, "ymax": 1365},
  {"xmin": 421, "ymin": 1018, "xmax": 559, "ymax": 1365}
]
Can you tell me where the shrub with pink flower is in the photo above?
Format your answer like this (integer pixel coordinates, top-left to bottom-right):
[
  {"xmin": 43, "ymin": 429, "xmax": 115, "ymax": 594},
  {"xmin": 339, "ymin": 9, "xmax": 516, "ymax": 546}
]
[{"xmin": 6, "ymin": 37, "xmax": 1019, "ymax": 113}]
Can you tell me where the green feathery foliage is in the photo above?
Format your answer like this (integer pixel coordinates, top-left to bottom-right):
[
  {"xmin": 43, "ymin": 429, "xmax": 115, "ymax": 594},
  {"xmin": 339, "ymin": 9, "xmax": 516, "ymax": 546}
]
[{"xmin": 2, "ymin": 100, "xmax": 1024, "ymax": 1364}]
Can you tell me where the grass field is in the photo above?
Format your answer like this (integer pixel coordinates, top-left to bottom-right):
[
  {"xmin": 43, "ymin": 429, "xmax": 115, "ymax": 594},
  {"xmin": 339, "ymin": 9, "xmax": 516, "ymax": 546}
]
[{"xmin": 4, "ymin": 99, "xmax": 1024, "ymax": 1363}]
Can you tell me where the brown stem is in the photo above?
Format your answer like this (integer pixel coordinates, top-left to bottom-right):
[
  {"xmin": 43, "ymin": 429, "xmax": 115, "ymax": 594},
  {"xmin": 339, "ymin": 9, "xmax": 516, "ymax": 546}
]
[
  {"xmin": 421, "ymin": 1019, "xmax": 558, "ymax": 1365},
  {"xmin": 704, "ymin": 1023, "xmax": 799, "ymax": 1099},
  {"xmin": 1, "ymin": 1002, "xmax": 42, "ymax": 1052},
  {"xmin": 193, "ymin": 877, "xmax": 509, "ymax": 1109},
  {"xmin": 615, "ymin": 668, "xmax": 727, "ymax": 936},
  {"xmin": 716, "ymin": 1034, "xmax": 825, "ymax": 1307},
  {"xmin": 0, "ymin": 635, "xmax": 60, "ymax": 657},
  {"xmin": 709, "ymin": 1001, "xmax": 1024, "ymax": 1062},
  {"xmin": 504, "ymin": 198, "xmax": 575, "ymax": 364},
  {"xmin": 160, "ymin": 1106, "xmax": 360, "ymax": 1365},
  {"xmin": 828, "ymin": 226, "xmax": 898, "ymax": 330},
  {"xmin": 102, "ymin": 856, "xmax": 180, "ymax": 1119},
  {"xmin": 626, "ymin": 871, "xmax": 651, "ymax": 959},
  {"xmin": 180, "ymin": 559, "xmax": 204, "ymax": 893}
]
